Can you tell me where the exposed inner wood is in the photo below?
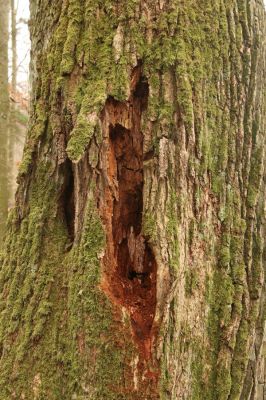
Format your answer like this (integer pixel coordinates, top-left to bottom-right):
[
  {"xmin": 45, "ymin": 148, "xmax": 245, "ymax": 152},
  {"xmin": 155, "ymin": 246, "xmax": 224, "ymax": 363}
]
[{"xmin": 100, "ymin": 67, "xmax": 157, "ymax": 360}]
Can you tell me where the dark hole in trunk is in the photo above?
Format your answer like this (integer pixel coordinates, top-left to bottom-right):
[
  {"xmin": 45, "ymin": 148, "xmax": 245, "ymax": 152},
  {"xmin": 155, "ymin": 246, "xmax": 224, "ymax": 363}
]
[{"xmin": 60, "ymin": 159, "xmax": 75, "ymax": 244}]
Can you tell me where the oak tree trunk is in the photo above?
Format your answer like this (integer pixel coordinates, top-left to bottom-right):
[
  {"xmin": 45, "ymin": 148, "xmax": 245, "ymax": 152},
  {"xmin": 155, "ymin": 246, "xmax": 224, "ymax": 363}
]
[{"xmin": 0, "ymin": 1, "xmax": 265, "ymax": 399}]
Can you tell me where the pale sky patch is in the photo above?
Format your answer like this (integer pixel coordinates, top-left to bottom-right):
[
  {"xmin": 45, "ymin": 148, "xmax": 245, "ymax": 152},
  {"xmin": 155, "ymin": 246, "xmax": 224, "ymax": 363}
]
[{"xmin": 9, "ymin": 0, "xmax": 30, "ymax": 92}]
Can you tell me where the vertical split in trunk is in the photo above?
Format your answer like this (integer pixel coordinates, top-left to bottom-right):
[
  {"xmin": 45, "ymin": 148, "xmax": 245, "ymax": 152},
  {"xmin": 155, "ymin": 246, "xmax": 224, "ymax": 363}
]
[
  {"xmin": 100, "ymin": 68, "xmax": 157, "ymax": 360},
  {"xmin": 60, "ymin": 159, "xmax": 75, "ymax": 244}
]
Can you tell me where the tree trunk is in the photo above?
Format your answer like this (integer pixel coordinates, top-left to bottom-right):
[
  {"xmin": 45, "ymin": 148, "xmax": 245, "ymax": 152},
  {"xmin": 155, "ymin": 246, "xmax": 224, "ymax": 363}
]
[
  {"xmin": 0, "ymin": 0, "xmax": 10, "ymax": 239},
  {"xmin": 11, "ymin": 0, "xmax": 17, "ymax": 91},
  {"xmin": 0, "ymin": 1, "xmax": 265, "ymax": 399},
  {"xmin": 8, "ymin": 0, "xmax": 26, "ymax": 207}
]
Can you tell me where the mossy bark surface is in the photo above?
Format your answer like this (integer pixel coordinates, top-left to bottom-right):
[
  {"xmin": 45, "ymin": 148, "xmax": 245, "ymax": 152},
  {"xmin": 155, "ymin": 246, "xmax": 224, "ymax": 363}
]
[{"xmin": 0, "ymin": 0, "xmax": 265, "ymax": 399}]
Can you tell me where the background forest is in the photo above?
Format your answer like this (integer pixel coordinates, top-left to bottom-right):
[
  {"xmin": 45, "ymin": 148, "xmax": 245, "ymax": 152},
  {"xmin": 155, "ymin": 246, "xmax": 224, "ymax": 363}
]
[{"xmin": 0, "ymin": 0, "xmax": 30, "ymax": 238}]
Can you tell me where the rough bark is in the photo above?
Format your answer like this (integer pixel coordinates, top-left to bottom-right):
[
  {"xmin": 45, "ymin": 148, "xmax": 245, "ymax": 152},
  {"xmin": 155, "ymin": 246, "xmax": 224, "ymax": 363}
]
[{"xmin": 0, "ymin": 0, "xmax": 265, "ymax": 399}]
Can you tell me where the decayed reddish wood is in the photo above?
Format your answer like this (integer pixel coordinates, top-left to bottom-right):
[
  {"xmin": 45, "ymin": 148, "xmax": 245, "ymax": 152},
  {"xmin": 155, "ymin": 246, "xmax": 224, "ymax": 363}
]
[{"xmin": 98, "ymin": 67, "xmax": 159, "ymax": 388}]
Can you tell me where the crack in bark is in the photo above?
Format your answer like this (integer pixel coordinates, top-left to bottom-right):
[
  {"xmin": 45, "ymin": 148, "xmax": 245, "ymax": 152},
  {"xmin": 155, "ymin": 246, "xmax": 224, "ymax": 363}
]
[{"xmin": 59, "ymin": 158, "xmax": 75, "ymax": 244}]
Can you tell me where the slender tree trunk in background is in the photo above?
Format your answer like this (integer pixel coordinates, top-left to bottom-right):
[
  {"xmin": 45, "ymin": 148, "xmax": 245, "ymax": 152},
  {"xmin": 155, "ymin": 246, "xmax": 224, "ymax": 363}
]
[
  {"xmin": 0, "ymin": 1, "xmax": 265, "ymax": 399},
  {"xmin": 9, "ymin": 0, "xmax": 17, "ymax": 202},
  {"xmin": 11, "ymin": 0, "xmax": 17, "ymax": 91},
  {"xmin": 0, "ymin": 0, "xmax": 10, "ymax": 239},
  {"xmin": 9, "ymin": 0, "xmax": 24, "ymax": 204}
]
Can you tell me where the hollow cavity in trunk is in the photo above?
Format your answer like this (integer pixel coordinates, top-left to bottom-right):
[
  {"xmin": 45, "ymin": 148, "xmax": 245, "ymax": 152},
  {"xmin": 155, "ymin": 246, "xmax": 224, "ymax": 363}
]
[{"xmin": 101, "ymin": 70, "xmax": 157, "ymax": 359}]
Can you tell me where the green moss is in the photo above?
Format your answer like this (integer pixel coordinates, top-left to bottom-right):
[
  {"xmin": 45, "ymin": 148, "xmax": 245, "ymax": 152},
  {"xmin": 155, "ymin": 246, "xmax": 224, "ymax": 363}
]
[
  {"xmin": 247, "ymin": 146, "xmax": 263, "ymax": 208},
  {"xmin": 67, "ymin": 81, "xmax": 106, "ymax": 162},
  {"xmin": 166, "ymin": 190, "xmax": 180, "ymax": 272},
  {"xmin": 191, "ymin": 343, "xmax": 206, "ymax": 400},
  {"xmin": 1, "ymin": 0, "xmax": 265, "ymax": 397},
  {"xmin": 185, "ymin": 269, "xmax": 198, "ymax": 297},
  {"xmin": 249, "ymin": 233, "xmax": 263, "ymax": 300},
  {"xmin": 0, "ymin": 154, "xmax": 70, "ymax": 394},
  {"xmin": 216, "ymin": 365, "xmax": 232, "ymax": 400},
  {"xmin": 159, "ymin": 342, "xmax": 171, "ymax": 399},
  {"xmin": 18, "ymin": 100, "xmax": 48, "ymax": 177},
  {"xmin": 206, "ymin": 173, "xmax": 261, "ymax": 398},
  {"xmin": 229, "ymin": 319, "xmax": 249, "ymax": 399},
  {"xmin": 143, "ymin": 211, "xmax": 156, "ymax": 241},
  {"xmin": 18, "ymin": 147, "xmax": 33, "ymax": 177},
  {"xmin": 60, "ymin": 0, "xmax": 83, "ymax": 75},
  {"xmin": 67, "ymin": 117, "xmax": 98, "ymax": 161},
  {"xmin": 159, "ymin": 304, "xmax": 177, "ymax": 399},
  {"xmin": 64, "ymin": 199, "xmax": 134, "ymax": 398},
  {"xmin": 0, "ymin": 182, "xmax": 135, "ymax": 398}
]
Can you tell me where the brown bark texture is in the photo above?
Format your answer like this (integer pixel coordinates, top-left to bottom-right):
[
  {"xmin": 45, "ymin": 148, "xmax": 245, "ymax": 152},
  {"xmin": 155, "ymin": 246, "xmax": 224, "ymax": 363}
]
[{"xmin": 0, "ymin": 0, "xmax": 265, "ymax": 399}]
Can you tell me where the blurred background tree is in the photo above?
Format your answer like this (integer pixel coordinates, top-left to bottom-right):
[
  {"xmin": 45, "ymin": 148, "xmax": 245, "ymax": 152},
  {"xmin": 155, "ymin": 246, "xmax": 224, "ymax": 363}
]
[
  {"xmin": 0, "ymin": 0, "xmax": 29, "ymax": 239},
  {"xmin": 0, "ymin": 0, "xmax": 11, "ymax": 238}
]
